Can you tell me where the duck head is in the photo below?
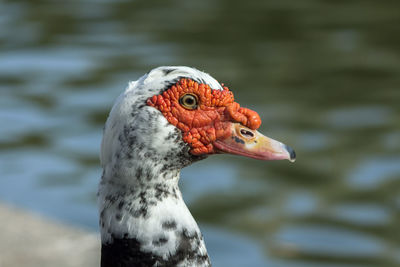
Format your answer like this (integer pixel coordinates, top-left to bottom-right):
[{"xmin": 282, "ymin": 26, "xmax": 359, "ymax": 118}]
[{"xmin": 101, "ymin": 66, "xmax": 295, "ymax": 177}]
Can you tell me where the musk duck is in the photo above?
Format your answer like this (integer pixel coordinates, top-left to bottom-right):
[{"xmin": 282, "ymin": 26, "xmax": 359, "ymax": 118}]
[{"xmin": 98, "ymin": 66, "xmax": 295, "ymax": 267}]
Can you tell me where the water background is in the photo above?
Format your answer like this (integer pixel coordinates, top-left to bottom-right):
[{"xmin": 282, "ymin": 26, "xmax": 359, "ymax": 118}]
[{"xmin": 1, "ymin": 1, "xmax": 400, "ymax": 266}]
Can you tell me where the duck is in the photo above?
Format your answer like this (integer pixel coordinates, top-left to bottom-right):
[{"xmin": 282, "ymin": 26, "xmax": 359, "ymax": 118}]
[{"xmin": 98, "ymin": 66, "xmax": 296, "ymax": 267}]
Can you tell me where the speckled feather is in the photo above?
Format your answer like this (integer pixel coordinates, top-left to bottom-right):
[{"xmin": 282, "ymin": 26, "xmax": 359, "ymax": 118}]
[{"xmin": 98, "ymin": 67, "xmax": 223, "ymax": 267}]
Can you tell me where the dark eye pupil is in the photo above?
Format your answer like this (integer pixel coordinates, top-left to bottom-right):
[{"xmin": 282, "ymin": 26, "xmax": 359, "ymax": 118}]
[{"xmin": 185, "ymin": 97, "xmax": 194, "ymax": 105}]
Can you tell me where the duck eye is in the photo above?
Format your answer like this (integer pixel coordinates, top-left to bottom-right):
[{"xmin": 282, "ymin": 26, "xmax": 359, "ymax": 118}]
[{"xmin": 179, "ymin": 94, "xmax": 198, "ymax": 109}]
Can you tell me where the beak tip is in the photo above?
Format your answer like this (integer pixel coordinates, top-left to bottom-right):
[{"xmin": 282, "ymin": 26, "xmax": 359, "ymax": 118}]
[{"xmin": 284, "ymin": 145, "xmax": 296, "ymax": 162}]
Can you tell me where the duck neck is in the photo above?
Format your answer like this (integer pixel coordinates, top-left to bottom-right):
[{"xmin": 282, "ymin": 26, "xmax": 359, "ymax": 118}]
[{"xmin": 98, "ymin": 164, "xmax": 211, "ymax": 267}]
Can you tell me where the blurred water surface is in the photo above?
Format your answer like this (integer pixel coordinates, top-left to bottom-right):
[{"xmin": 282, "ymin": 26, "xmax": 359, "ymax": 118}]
[{"xmin": 1, "ymin": 1, "xmax": 400, "ymax": 266}]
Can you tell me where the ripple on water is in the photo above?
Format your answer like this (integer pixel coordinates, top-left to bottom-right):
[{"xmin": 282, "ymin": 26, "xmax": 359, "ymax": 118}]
[
  {"xmin": 0, "ymin": 149, "xmax": 99, "ymax": 228},
  {"xmin": 0, "ymin": 49, "xmax": 94, "ymax": 76},
  {"xmin": 330, "ymin": 203, "xmax": 391, "ymax": 226},
  {"xmin": 0, "ymin": 106, "xmax": 74, "ymax": 142},
  {"xmin": 180, "ymin": 160, "xmax": 237, "ymax": 204},
  {"xmin": 273, "ymin": 224, "xmax": 386, "ymax": 258},
  {"xmin": 55, "ymin": 130, "xmax": 102, "ymax": 156},
  {"xmin": 0, "ymin": 150, "xmax": 77, "ymax": 207},
  {"xmin": 347, "ymin": 156, "xmax": 400, "ymax": 190},
  {"xmin": 204, "ymin": 226, "xmax": 266, "ymax": 267},
  {"xmin": 284, "ymin": 191, "xmax": 318, "ymax": 217},
  {"xmin": 324, "ymin": 106, "xmax": 392, "ymax": 129},
  {"xmin": 296, "ymin": 132, "xmax": 333, "ymax": 152}
]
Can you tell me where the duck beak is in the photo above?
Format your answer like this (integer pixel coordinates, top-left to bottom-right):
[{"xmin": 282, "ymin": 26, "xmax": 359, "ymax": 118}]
[{"xmin": 213, "ymin": 123, "xmax": 296, "ymax": 162}]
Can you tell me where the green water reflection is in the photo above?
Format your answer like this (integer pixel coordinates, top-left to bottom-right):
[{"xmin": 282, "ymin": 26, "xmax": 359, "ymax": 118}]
[{"xmin": 1, "ymin": 0, "xmax": 399, "ymax": 266}]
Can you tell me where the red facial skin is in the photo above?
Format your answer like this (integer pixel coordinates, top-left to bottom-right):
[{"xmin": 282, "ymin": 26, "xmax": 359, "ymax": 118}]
[{"xmin": 147, "ymin": 78, "xmax": 261, "ymax": 155}]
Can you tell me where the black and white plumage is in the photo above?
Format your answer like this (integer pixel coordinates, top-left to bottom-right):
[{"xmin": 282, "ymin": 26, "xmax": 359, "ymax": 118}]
[{"xmin": 98, "ymin": 66, "xmax": 295, "ymax": 266}]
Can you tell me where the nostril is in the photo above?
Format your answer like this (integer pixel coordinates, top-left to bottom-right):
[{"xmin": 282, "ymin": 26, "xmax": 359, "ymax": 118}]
[{"xmin": 240, "ymin": 129, "xmax": 255, "ymax": 138}]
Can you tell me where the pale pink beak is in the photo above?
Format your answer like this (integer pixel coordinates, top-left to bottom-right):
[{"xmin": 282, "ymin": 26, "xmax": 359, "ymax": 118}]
[{"xmin": 213, "ymin": 123, "xmax": 296, "ymax": 162}]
